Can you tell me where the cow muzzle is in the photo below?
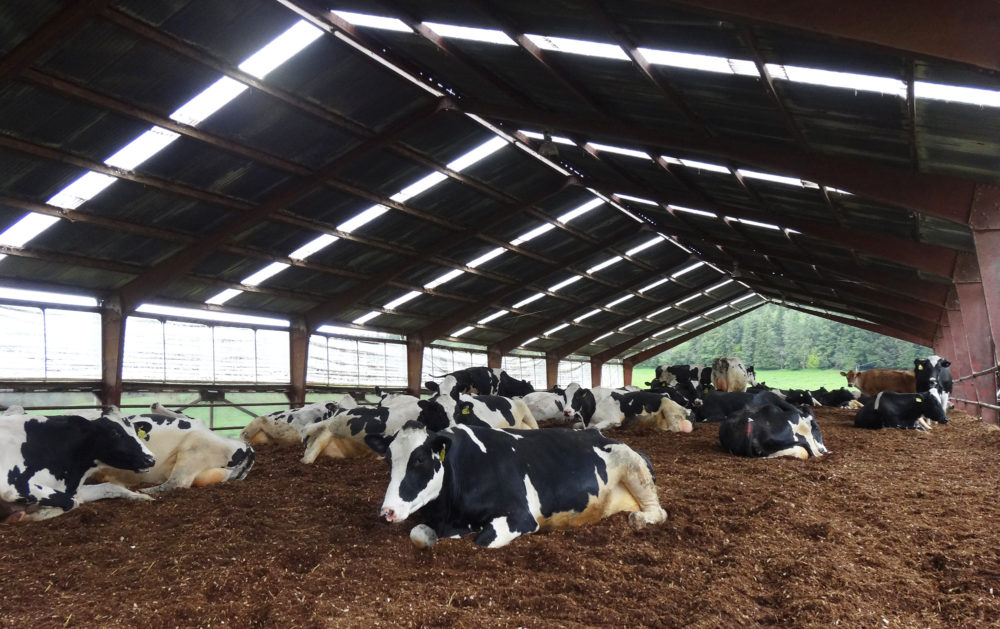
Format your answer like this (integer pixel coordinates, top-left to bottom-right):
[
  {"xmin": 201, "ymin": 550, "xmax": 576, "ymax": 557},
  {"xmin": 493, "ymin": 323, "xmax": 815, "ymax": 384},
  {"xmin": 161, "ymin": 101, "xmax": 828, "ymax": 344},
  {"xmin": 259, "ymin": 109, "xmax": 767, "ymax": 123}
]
[{"xmin": 380, "ymin": 506, "xmax": 400, "ymax": 523}]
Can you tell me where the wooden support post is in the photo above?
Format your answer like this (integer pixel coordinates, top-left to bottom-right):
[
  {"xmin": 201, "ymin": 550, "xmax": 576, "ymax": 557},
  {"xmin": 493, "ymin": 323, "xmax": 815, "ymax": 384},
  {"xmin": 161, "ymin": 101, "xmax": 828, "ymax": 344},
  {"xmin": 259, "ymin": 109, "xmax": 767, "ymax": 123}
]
[
  {"xmin": 946, "ymin": 304, "xmax": 974, "ymax": 413},
  {"xmin": 545, "ymin": 355, "xmax": 560, "ymax": 390},
  {"xmin": 590, "ymin": 358, "xmax": 604, "ymax": 388},
  {"xmin": 406, "ymin": 334, "xmax": 424, "ymax": 397},
  {"xmin": 487, "ymin": 346, "xmax": 502, "ymax": 370},
  {"xmin": 954, "ymin": 252, "xmax": 998, "ymax": 423},
  {"xmin": 622, "ymin": 359, "xmax": 634, "ymax": 386},
  {"xmin": 287, "ymin": 317, "xmax": 308, "ymax": 408},
  {"xmin": 100, "ymin": 295, "xmax": 125, "ymax": 408}
]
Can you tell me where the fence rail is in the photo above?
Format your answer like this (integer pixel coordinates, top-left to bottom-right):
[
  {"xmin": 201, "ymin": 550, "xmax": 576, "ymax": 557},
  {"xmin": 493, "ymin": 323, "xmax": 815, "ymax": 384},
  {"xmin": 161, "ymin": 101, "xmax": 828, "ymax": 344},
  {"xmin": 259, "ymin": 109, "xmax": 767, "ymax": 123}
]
[{"xmin": 952, "ymin": 363, "xmax": 999, "ymax": 383}]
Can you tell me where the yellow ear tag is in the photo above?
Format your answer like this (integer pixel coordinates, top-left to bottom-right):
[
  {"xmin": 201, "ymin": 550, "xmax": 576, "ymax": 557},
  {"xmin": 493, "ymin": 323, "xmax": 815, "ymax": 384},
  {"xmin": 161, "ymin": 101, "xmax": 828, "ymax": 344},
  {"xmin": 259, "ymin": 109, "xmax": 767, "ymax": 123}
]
[
  {"xmin": 137, "ymin": 428, "xmax": 148, "ymax": 440},
  {"xmin": 438, "ymin": 447, "xmax": 446, "ymax": 462},
  {"xmin": 461, "ymin": 406, "xmax": 470, "ymax": 415},
  {"xmin": 918, "ymin": 365, "xmax": 923, "ymax": 370},
  {"xmin": 916, "ymin": 397, "xmax": 923, "ymax": 402}
]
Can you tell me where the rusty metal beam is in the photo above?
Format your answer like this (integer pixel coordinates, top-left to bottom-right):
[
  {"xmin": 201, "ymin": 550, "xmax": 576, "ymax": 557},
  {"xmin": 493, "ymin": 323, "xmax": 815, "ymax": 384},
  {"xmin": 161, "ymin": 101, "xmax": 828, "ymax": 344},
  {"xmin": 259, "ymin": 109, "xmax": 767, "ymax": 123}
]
[
  {"xmin": 99, "ymin": 294, "xmax": 125, "ymax": 407},
  {"xmin": 623, "ymin": 304, "xmax": 763, "ymax": 367},
  {"xmin": 777, "ymin": 302, "xmax": 929, "ymax": 347},
  {"xmin": 667, "ymin": 0, "xmax": 1000, "ymax": 74},
  {"xmin": 0, "ymin": 0, "xmax": 108, "ymax": 84},
  {"xmin": 456, "ymin": 99, "xmax": 978, "ymax": 221},
  {"xmin": 738, "ymin": 25, "xmax": 808, "ymax": 148},
  {"xmin": 288, "ymin": 317, "xmax": 308, "ymax": 407},
  {"xmin": 406, "ymin": 335, "xmax": 424, "ymax": 396}
]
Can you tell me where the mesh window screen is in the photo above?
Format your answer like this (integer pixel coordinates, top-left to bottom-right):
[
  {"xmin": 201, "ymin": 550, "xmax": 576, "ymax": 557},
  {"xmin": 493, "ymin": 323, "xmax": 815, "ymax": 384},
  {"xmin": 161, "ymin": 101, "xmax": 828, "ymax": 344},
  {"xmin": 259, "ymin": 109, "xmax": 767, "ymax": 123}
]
[
  {"xmin": 0, "ymin": 305, "xmax": 44, "ymax": 379},
  {"xmin": 601, "ymin": 362, "xmax": 624, "ymax": 388},
  {"xmin": 255, "ymin": 329, "xmax": 289, "ymax": 383},
  {"xmin": 123, "ymin": 316, "xmax": 165, "ymax": 381},
  {"xmin": 307, "ymin": 335, "xmax": 330, "ymax": 385},
  {"xmin": 214, "ymin": 326, "xmax": 256, "ymax": 382},
  {"xmin": 164, "ymin": 320, "xmax": 213, "ymax": 382}
]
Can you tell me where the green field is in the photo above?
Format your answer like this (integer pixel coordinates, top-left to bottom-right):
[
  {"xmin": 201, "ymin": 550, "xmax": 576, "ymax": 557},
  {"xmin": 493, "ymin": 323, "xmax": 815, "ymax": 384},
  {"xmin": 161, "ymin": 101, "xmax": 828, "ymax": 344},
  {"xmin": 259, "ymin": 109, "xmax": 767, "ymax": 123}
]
[{"xmin": 631, "ymin": 368, "xmax": 848, "ymax": 391}]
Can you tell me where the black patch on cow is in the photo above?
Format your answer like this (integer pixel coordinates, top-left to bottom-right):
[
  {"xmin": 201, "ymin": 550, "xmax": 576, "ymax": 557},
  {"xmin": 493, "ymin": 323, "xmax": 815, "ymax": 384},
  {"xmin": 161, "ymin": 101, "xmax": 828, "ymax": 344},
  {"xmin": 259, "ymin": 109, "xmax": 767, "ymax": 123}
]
[
  {"xmin": 344, "ymin": 407, "xmax": 391, "ymax": 435},
  {"xmin": 570, "ymin": 388, "xmax": 597, "ymax": 425},
  {"xmin": 472, "ymin": 396, "xmax": 515, "ymax": 425},
  {"xmin": 497, "ymin": 371, "xmax": 534, "ymax": 397},
  {"xmin": 719, "ymin": 404, "xmax": 825, "ymax": 458},
  {"xmin": 416, "ymin": 399, "xmax": 454, "ymax": 432}
]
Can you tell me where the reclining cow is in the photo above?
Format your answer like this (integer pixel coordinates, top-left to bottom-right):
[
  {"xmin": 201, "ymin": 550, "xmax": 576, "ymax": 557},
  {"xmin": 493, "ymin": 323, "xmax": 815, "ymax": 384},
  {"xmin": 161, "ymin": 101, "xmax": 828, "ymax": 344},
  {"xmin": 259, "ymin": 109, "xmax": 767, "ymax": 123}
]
[
  {"xmin": 712, "ymin": 356, "xmax": 750, "ymax": 392},
  {"xmin": 240, "ymin": 395, "xmax": 357, "ymax": 446},
  {"xmin": 414, "ymin": 378, "xmax": 539, "ymax": 432},
  {"xmin": 853, "ymin": 390, "xmax": 947, "ymax": 430},
  {"xmin": 1, "ymin": 408, "xmax": 156, "ymax": 522},
  {"xmin": 914, "ymin": 355, "xmax": 952, "ymax": 411},
  {"xmin": 693, "ymin": 390, "xmax": 798, "ymax": 423},
  {"xmin": 299, "ymin": 396, "xmax": 423, "ymax": 463},
  {"xmin": 428, "ymin": 367, "xmax": 534, "ymax": 397},
  {"xmin": 719, "ymin": 404, "xmax": 828, "ymax": 459},
  {"xmin": 91, "ymin": 404, "xmax": 254, "ymax": 495},
  {"xmin": 365, "ymin": 421, "xmax": 667, "ymax": 548},
  {"xmin": 516, "ymin": 391, "xmax": 575, "ymax": 424},
  {"xmin": 616, "ymin": 391, "xmax": 693, "ymax": 433}
]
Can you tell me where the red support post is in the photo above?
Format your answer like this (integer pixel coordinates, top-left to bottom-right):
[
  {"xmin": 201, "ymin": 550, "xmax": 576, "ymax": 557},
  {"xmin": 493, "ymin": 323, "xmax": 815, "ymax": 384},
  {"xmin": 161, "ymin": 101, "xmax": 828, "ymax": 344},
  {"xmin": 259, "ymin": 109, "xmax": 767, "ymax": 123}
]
[
  {"xmin": 545, "ymin": 355, "xmax": 560, "ymax": 390},
  {"xmin": 100, "ymin": 296, "xmax": 125, "ymax": 408},
  {"xmin": 590, "ymin": 358, "xmax": 603, "ymax": 388},
  {"xmin": 622, "ymin": 359, "xmax": 634, "ymax": 387},
  {"xmin": 954, "ymin": 251, "xmax": 998, "ymax": 423},
  {"xmin": 486, "ymin": 346, "xmax": 502, "ymax": 370},
  {"xmin": 406, "ymin": 334, "xmax": 425, "ymax": 397},
  {"xmin": 287, "ymin": 317, "xmax": 308, "ymax": 408}
]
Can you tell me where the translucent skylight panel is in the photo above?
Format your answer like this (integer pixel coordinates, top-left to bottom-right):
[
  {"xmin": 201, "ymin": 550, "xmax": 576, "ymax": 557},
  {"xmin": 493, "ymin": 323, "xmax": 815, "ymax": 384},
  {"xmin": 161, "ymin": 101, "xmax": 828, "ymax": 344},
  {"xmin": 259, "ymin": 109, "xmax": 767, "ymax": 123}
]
[
  {"xmin": 730, "ymin": 217, "xmax": 781, "ymax": 231},
  {"xmin": 353, "ymin": 311, "xmax": 381, "ymax": 325},
  {"xmin": 679, "ymin": 316, "xmax": 702, "ymax": 327},
  {"xmin": 704, "ymin": 305, "xmax": 729, "ymax": 316},
  {"xmin": 510, "ymin": 223, "xmax": 555, "ymax": 246},
  {"xmin": 0, "ymin": 287, "xmax": 98, "ymax": 307},
  {"xmin": 573, "ymin": 309, "xmax": 602, "ymax": 322},
  {"xmin": 587, "ymin": 256, "xmax": 622, "ymax": 273},
  {"xmin": 332, "ymin": 10, "xmax": 413, "ymax": 32},
  {"xmin": 384, "ymin": 291, "xmax": 421, "ymax": 310},
  {"xmin": 626, "ymin": 237, "xmax": 661, "ymax": 256},
  {"xmin": 423, "ymin": 22, "xmax": 517, "ymax": 45},
  {"xmin": 205, "ymin": 289, "xmax": 242, "ymax": 305},
  {"xmin": 242, "ymin": 262, "xmax": 290, "ymax": 287},
  {"xmin": 239, "ymin": 21, "xmax": 324, "ymax": 78},
  {"xmin": 605, "ymin": 294, "xmax": 632, "ymax": 308},
  {"xmin": 525, "ymin": 34, "xmax": 628, "ymax": 60},
  {"xmin": 316, "ymin": 324, "xmax": 398, "ymax": 339},
  {"xmin": 619, "ymin": 320, "xmax": 642, "ymax": 330},
  {"xmin": 0, "ymin": 213, "xmax": 61, "ymax": 247},
  {"xmin": 136, "ymin": 304, "xmax": 289, "ymax": 327},
  {"xmin": 669, "ymin": 205, "xmax": 717, "ymax": 218},
  {"xmin": 557, "ymin": 198, "xmax": 604, "ymax": 223},
  {"xmin": 467, "ymin": 247, "xmax": 506, "ymax": 268},
  {"xmin": 638, "ymin": 48, "xmax": 757, "ymax": 76},
  {"xmin": 513, "ymin": 293, "xmax": 544, "ymax": 308},
  {"xmin": 672, "ymin": 262, "xmax": 704, "ymax": 277},
  {"xmin": 653, "ymin": 326, "xmax": 675, "ymax": 337},
  {"xmin": 451, "ymin": 325, "xmax": 475, "ymax": 337},
  {"xmin": 616, "ymin": 193, "xmax": 658, "ymax": 206},
  {"xmin": 549, "ymin": 276, "xmax": 582, "ymax": 291},
  {"xmin": 544, "ymin": 323, "xmax": 570, "ymax": 336},
  {"xmin": 447, "ymin": 136, "xmax": 509, "ymax": 171},
  {"xmin": 594, "ymin": 331, "xmax": 615, "ymax": 341},
  {"xmin": 675, "ymin": 294, "xmax": 699, "ymax": 306},
  {"xmin": 104, "ymin": 127, "xmax": 181, "ymax": 170},
  {"xmin": 169, "ymin": 77, "xmax": 249, "ymax": 126},
  {"xmin": 586, "ymin": 142, "xmax": 650, "ymax": 159},
  {"xmin": 424, "ymin": 269, "xmax": 464, "ymax": 289},
  {"xmin": 289, "ymin": 234, "xmax": 338, "ymax": 260},
  {"xmin": 678, "ymin": 158, "xmax": 731, "ymax": 174},
  {"xmin": 706, "ymin": 279, "xmax": 734, "ymax": 292},
  {"xmin": 47, "ymin": 172, "xmax": 118, "ymax": 210},
  {"xmin": 478, "ymin": 310, "xmax": 508, "ymax": 324},
  {"xmin": 391, "ymin": 172, "xmax": 449, "ymax": 203},
  {"xmin": 731, "ymin": 293, "xmax": 756, "ymax": 305},
  {"xmin": 767, "ymin": 64, "xmax": 906, "ymax": 97},
  {"xmin": 521, "ymin": 337, "xmax": 539, "ymax": 346},
  {"xmin": 337, "ymin": 205, "xmax": 389, "ymax": 233},
  {"xmin": 639, "ymin": 277, "xmax": 670, "ymax": 293},
  {"xmin": 915, "ymin": 81, "xmax": 1000, "ymax": 108},
  {"xmin": 518, "ymin": 130, "xmax": 576, "ymax": 145},
  {"xmin": 648, "ymin": 306, "xmax": 670, "ymax": 318},
  {"xmin": 738, "ymin": 169, "xmax": 819, "ymax": 189}
]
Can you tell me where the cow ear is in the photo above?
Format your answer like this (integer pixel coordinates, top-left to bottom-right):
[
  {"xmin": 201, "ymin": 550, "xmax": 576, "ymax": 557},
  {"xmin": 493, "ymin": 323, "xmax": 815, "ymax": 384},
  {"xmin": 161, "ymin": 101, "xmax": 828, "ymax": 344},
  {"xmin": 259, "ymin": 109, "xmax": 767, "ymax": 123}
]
[
  {"xmin": 418, "ymin": 399, "xmax": 430, "ymax": 409},
  {"xmin": 429, "ymin": 434, "xmax": 452, "ymax": 460},
  {"xmin": 424, "ymin": 381, "xmax": 439, "ymax": 393},
  {"xmin": 458, "ymin": 401, "xmax": 473, "ymax": 416},
  {"xmin": 364, "ymin": 433, "xmax": 394, "ymax": 455},
  {"xmin": 839, "ymin": 371, "xmax": 847, "ymax": 377},
  {"xmin": 941, "ymin": 360, "xmax": 951, "ymax": 367}
]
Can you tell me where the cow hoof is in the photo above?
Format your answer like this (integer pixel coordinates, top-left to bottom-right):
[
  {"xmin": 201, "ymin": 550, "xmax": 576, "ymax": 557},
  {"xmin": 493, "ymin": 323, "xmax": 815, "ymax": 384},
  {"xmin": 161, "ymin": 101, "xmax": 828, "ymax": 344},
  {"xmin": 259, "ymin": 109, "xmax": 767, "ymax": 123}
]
[
  {"xmin": 628, "ymin": 507, "xmax": 667, "ymax": 530},
  {"xmin": 2, "ymin": 511, "xmax": 26, "ymax": 524},
  {"xmin": 410, "ymin": 524, "xmax": 438, "ymax": 549}
]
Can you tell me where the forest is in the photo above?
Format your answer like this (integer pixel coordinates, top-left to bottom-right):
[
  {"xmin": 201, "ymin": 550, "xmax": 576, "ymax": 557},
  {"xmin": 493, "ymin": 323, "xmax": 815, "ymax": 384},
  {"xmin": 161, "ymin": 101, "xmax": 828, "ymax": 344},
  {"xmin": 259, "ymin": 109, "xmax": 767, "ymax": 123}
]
[{"xmin": 640, "ymin": 304, "xmax": 931, "ymax": 370}]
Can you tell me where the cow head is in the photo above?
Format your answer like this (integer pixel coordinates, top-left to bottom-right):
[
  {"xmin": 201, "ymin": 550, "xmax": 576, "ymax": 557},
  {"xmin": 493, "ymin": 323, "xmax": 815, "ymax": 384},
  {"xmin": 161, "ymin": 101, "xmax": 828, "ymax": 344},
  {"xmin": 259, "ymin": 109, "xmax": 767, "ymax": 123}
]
[
  {"xmin": 916, "ymin": 389, "xmax": 948, "ymax": 424},
  {"xmin": 839, "ymin": 370, "xmax": 859, "ymax": 388},
  {"xmin": 365, "ymin": 422, "xmax": 450, "ymax": 524},
  {"xmin": 415, "ymin": 399, "xmax": 452, "ymax": 432},
  {"xmin": 91, "ymin": 410, "xmax": 156, "ymax": 472},
  {"xmin": 225, "ymin": 445, "xmax": 255, "ymax": 481},
  {"xmin": 797, "ymin": 408, "xmax": 829, "ymax": 456}
]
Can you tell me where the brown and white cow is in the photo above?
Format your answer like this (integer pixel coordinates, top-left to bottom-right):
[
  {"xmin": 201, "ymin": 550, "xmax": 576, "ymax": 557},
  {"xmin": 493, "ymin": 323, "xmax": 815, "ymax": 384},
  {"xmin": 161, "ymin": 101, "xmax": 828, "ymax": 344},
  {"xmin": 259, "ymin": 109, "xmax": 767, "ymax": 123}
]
[
  {"xmin": 711, "ymin": 356, "xmax": 750, "ymax": 392},
  {"xmin": 839, "ymin": 369, "xmax": 916, "ymax": 397}
]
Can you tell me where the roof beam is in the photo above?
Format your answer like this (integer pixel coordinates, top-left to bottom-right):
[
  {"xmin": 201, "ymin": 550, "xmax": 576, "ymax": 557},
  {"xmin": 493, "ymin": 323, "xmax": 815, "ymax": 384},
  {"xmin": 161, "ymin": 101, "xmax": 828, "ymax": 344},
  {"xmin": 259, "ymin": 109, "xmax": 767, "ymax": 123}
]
[
  {"xmin": 668, "ymin": 0, "xmax": 1000, "ymax": 74},
  {"xmin": 778, "ymin": 302, "xmax": 929, "ymax": 347},
  {"xmin": 0, "ymin": 0, "xmax": 108, "ymax": 84},
  {"xmin": 622, "ymin": 304, "xmax": 764, "ymax": 366},
  {"xmin": 453, "ymin": 99, "xmax": 978, "ymax": 222}
]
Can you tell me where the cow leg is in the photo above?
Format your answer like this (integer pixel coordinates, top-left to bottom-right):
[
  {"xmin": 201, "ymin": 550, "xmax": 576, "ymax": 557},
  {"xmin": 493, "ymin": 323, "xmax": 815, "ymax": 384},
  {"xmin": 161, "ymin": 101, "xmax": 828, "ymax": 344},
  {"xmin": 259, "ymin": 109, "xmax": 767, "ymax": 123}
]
[
  {"xmin": 916, "ymin": 417, "xmax": 932, "ymax": 431},
  {"xmin": 765, "ymin": 446, "xmax": 809, "ymax": 460},
  {"xmin": 475, "ymin": 516, "xmax": 533, "ymax": 548},
  {"xmin": 77, "ymin": 482, "xmax": 154, "ymax": 503},
  {"xmin": 2, "ymin": 510, "xmax": 26, "ymax": 524},
  {"xmin": 300, "ymin": 427, "xmax": 333, "ymax": 464},
  {"xmin": 620, "ymin": 455, "xmax": 668, "ymax": 530}
]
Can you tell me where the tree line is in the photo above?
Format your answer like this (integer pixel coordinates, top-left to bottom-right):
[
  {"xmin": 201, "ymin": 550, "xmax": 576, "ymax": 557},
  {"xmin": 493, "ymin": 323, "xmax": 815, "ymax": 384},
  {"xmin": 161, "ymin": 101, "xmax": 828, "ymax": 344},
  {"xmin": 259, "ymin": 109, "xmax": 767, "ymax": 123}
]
[{"xmin": 639, "ymin": 304, "xmax": 931, "ymax": 371}]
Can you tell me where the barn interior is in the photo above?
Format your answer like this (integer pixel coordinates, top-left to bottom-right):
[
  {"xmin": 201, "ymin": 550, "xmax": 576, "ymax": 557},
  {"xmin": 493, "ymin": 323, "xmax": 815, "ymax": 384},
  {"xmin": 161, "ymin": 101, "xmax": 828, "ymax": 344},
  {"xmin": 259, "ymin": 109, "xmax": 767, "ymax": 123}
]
[{"xmin": 1, "ymin": 0, "xmax": 998, "ymax": 421}]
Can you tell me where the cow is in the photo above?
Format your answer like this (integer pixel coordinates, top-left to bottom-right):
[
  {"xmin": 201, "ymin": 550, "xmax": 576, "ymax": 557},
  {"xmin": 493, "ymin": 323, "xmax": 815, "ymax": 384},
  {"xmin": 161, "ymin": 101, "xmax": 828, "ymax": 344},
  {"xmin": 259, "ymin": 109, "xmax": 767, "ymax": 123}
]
[
  {"xmin": 745, "ymin": 365, "xmax": 757, "ymax": 387},
  {"xmin": 414, "ymin": 381, "xmax": 539, "ymax": 432},
  {"xmin": 240, "ymin": 396, "xmax": 356, "ymax": 446},
  {"xmin": 692, "ymin": 390, "xmax": 799, "ymax": 423},
  {"xmin": 712, "ymin": 356, "xmax": 750, "ymax": 392},
  {"xmin": 840, "ymin": 368, "xmax": 916, "ymax": 396},
  {"xmin": 428, "ymin": 367, "xmax": 534, "ymax": 397},
  {"xmin": 782, "ymin": 389, "xmax": 821, "ymax": 406},
  {"xmin": 853, "ymin": 390, "xmax": 947, "ymax": 430},
  {"xmin": 616, "ymin": 391, "xmax": 694, "ymax": 433},
  {"xmin": 519, "ymin": 391, "xmax": 574, "ymax": 424},
  {"xmin": 563, "ymin": 383, "xmax": 623, "ymax": 430},
  {"xmin": 645, "ymin": 365, "xmax": 677, "ymax": 389},
  {"xmin": 815, "ymin": 387, "xmax": 861, "ymax": 408},
  {"xmin": 364, "ymin": 422, "xmax": 667, "ymax": 548},
  {"xmin": 719, "ymin": 404, "xmax": 828, "ymax": 459},
  {"xmin": 91, "ymin": 404, "xmax": 254, "ymax": 495},
  {"xmin": 1, "ymin": 408, "xmax": 156, "ymax": 522},
  {"xmin": 299, "ymin": 396, "xmax": 423, "ymax": 463},
  {"xmin": 914, "ymin": 355, "xmax": 953, "ymax": 410}
]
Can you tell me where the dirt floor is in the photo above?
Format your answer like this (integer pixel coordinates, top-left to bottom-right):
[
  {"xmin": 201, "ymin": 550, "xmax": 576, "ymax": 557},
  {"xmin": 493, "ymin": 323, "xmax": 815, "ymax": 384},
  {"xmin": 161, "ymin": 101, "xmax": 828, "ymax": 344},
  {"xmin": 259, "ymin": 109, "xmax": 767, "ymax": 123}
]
[{"xmin": 1, "ymin": 406, "xmax": 999, "ymax": 628}]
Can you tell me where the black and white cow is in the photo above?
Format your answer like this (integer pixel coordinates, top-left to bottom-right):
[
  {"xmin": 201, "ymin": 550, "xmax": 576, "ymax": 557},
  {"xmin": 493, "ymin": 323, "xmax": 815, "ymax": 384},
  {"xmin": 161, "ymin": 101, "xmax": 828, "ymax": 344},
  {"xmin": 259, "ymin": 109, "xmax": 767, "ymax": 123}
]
[
  {"xmin": 519, "ymin": 391, "xmax": 574, "ymax": 424},
  {"xmin": 299, "ymin": 396, "xmax": 423, "ymax": 463},
  {"xmin": 91, "ymin": 404, "xmax": 254, "ymax": 495},
  {"xmin": 1, "ymin": 408, "xmax": 156, "ymax": 522},
  {"xmin": 719, "ymin": 404, "xmax": 828, "ymax": 459},
  {"xmin": 853, "ymin": 390, "xmax": 947, "ymax": 430},
  {"xmin": 240, "ymin": 395, "xmax": 357, "ymax": 446},
  {"xmin": 711, "ymin": 356, "xmax": 750, "ymax": 392},
  {"xmin": 616, "ymin": 391, "xmax": 694, "ymax": 432},
  {"xmin": 815, "ymin": 387, "xmax": 862, "ymax": 408},
  {"xmin": 429, "ymin": 367, "xmax": 534, "ymax": 397},
  {"xmin": 365, "ymin": 422, "xmax": 667, "ymax": 548},
  {"xmin": 914, "ymin": 355, "xmax": 953, "ymax": 411},
  {"xmin": 692, "ymin": 390, "xmax": 798, "ymax": 423},
  {"xmin": 414, "ymin": 382, "xmax": 539, "ymax": 432},
  {"xmin": 563, "ymin": 384, "xmax": 622, "ymax": 430}
]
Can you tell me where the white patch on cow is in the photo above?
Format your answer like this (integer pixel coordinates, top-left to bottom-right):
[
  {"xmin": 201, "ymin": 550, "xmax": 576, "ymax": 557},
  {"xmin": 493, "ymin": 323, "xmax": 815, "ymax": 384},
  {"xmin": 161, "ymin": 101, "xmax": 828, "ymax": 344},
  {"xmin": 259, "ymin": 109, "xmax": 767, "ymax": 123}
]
[
  {"xmin": 766, "ymin": 445, "xmax": 809, "ymax": 460},
  {"xmin": 485, "ymin": 516, "xmax": 521, "ymax": 548},
  {"xmin": 523, "ymin": 474, "xmax": 543, "ymax": 521},
  {"xmin": 380, "ymin": 428, "xmax": 445, "ymax": 523},
  {"xmin": 874, "ymin": 391, "xmax": 885, "ymax": 411},
  {"xmin": 787, "ymin": 416, "xmax": 826, "ymax": 457},
  {"xmin": 453, "ymin": 424, "xmax": 488, "ymax": 453}
]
